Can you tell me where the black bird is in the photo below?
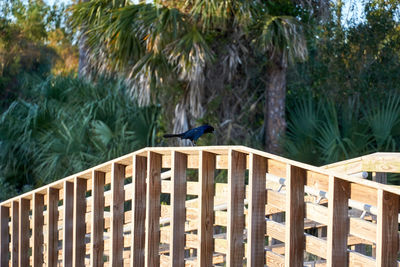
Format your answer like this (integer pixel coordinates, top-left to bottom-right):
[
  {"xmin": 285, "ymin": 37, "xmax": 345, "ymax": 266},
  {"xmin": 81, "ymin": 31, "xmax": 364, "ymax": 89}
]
[{"xmin": 163, "ymin": 124, "xmax": 214, "ymax": 146}]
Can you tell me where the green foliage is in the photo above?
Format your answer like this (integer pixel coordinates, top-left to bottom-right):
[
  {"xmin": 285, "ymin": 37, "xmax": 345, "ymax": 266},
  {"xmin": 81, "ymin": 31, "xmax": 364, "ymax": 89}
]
[
  {"xmin": 0, "ymin": 76, "xmax": 159, "ymax": 201},
  {"xmin": 287, "ymin": 0, "xmax": 400, "ymax": 103},
  {"xmin": 0, "ymin": 0, "xmax": 78, "ymax": 111},
  {"xmin": 284, "ymin": 95, "xmax": 400, "ymax": 166}
]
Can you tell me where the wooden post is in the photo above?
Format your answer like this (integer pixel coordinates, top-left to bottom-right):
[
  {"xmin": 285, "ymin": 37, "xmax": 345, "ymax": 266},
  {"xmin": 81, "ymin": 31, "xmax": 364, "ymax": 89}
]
[
  {"xmin": 285, "ymin": 165, "xmax": 306, "ymax": 266},
  {"xmin": 91, "ymin": 171, "xmax": 105, "ymax": 267},
  {"xmin": 32, "ymin": 193, "xmax": 44, "ymax": 267},
  {"xmin": 227, "ymin": 150, "xmax": 246, "ymax": 267},
  {"xmin": 111, "ymin": 163, "xmax": 125, "ymax": 266},
  {"xmin": 247, "ymin": 153, "xmax": 267, "ymax": 267},
  {"xmin": 145, "ymin": 152, "xmax": 162, "ymax": 267},
  {"xmin": 131, "ymin": 155, "xmax": 147, "ymax": 267},
  {"xmin": 18, "ymin": 198, "xmax": 29, "ymax": 267},
  {"xmin": 63, "ymin": 181, "xmax": 74, "ymax": 267},
  {"xmin": 0, "ymin": 206, "xmax": 10, "ymax": 267},
  {"xmin": 372, "ymin": 172, "xmax": 387, "ymax": 184},
  {"xmin": 198, "ymin": 151, "xmax": 216, "ymax": 267},
  {"xmin": 73, "ymin": 177, "xmax": 87, "ymax": 266},
  {"xmin": 376, "ymin": 189, "xmax": 399, "ymax": 266},
  {"xmin": 47, "ymin": 187, "xmax": 59, "ymax": 267},
  {"xmin": 327, "ymin": 176, "xmax": 349, "ymax": 266},
  {"xmin": 170, "ymin": 151, "xmax": 187, "ymax": 267},
  {"xmin": 11, "ymin": 201, "xmax": 19, "ymax": 267}
]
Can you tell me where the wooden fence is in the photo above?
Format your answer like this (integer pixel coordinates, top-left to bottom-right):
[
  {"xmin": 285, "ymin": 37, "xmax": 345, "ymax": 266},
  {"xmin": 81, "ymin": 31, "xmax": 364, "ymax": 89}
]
[{"xmin": 0, "ymin": 146, "xmax": 399, "ymax": 266}]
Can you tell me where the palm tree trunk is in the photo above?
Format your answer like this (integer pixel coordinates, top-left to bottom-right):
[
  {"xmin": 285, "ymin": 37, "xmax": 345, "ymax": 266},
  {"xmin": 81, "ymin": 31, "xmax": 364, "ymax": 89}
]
[
  {"xmin": 265, "ymin": 60, "xmax": 287, "ymax": 154},
  {"xmin": 78, "ymin": 0, "xmax": 89, "ymax": 77}
]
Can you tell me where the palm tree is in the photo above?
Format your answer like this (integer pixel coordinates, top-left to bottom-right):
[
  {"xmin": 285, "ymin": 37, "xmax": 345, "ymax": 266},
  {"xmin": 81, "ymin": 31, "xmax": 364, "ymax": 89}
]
[{"xmin": 70, "ymin": 0, "xmax": 327, "ymax": 153}]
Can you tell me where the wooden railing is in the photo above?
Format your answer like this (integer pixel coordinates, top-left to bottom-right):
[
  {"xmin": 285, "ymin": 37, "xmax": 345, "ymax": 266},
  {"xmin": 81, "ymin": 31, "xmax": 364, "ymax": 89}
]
[{"xmin": 0, "ymin": 146, "xmax": 399, "ymax": 266}]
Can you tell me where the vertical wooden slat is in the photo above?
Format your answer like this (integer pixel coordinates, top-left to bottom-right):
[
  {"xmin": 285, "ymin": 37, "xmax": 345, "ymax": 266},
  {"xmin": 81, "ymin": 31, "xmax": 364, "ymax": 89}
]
[
  {"xmin": 18, "ymin": 198, "xmax": 29, "ymax": 267},
  {"xmin": 110, "ymin": 163, "xmax": 125, "ymax": 266},
  {"xmin": 47, "ymin": 187, "xmax": 59, "ymax": 267},
  {"xmin": 0, "ymin": 206, "xmax": 10, "ymax": 267},
  {"xmin": 327, "ymin": 176, "xmax": 349, "ymax": 267},
  {"xmin": 285, "ymin": 165, "xmax": 306, "ymax": 266},
  {"xmin": 145, "ymin": 151, "xmax": 162, "ymax": 267},
  {"xmin": 73, "ymin": 177, "xmax": 87, "ymax": 266},
  {"xmin": 33, "ymin": 193, "xmax": 44, "ymax": 267},
  {"xmin": 198, "ymin": 151, "xmax": 216, "ymax": 267},
  {"xmin": 91, "ymin": 171, "xmax": 105, "ymax": 267},
  {"xmin": 131, "ymin": 155, "xmax": 147, "ymax": 267},
  {"xmin": 376, "ymin": 189, "xmax": 399, "ymax": 266},
  {"xmin": 11, "ymin": 201, "xmax": 18, "ymax": 267},
  {"xmin": 227, "ymin": 150, "xmax": 246, "ymax": 267},
  {"xmin": 63, "ymin": 181, "xmax": 74, "ymax": 267},
  {"xmin": 247, "ymin": 153, "xmax": 267, "ymax": 267},
  {"xmin": 170, "ymin": 151, "xmax": 187, "ymax": 267}
]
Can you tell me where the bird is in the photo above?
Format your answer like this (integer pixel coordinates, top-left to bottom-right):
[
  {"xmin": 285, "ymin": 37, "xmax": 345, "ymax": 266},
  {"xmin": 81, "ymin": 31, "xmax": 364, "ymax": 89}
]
[{"xmin": 163, "ymin": 124, "xmax": 214, "ymax": 146}]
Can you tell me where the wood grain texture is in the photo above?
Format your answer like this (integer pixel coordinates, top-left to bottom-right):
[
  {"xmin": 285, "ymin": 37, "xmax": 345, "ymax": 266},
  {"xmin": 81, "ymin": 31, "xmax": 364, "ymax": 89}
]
[
  {"xmin": 285, "ymin": 164, "xmax": 306, "ymax": 267},
  {"xmin": 227, "ymin": 150, "xmax": 246, "ymax": 267},
  {"xmin": 131, "ymin": 155, "xmax": 147, "ymax": 267},
  {"xmin": 73, "ymin": 177, "xmax": 87, "ymax": 266},
  {"xmin": 18, "ymin": 198, "xmax": 29, "ymax": 267},
  {"xmin": 198, "ymin": 151, "xmax": 216, "ymax": 267},
  {"xmin": 47, "ymin": 187, "xmax": 59, "ymax": 267},
  {"xmin": 247, "ymin": 153, "xmax": 267, "ymax": 267},
  {"xmin": 327, "ymin": 176, "xmax": 350, "ymax": 267},
  {"xmin": 376, "ymin": 189, "xmax": 399, "ymax": 266},
  {"xmin": 63, "ymin": 181, "xmax": 74, "ymax": 267},
  {"xmin": 111, "ymin": 163, "xmax": 126, "ymax": 266},
  {"xmin": 266, "ymin": 250, "xmax": 285, "ymax": 267},
  {"xmin": 11, "ymin": 201, "xmax": 18, "ymax": 267},
  {"xmin": 145, "ymin": 152, "xmax": 162, "ymax": 267},
  {"xmin": 0, "ymin": 206, "xmax": 10, "ymax": 267},
  {"xmin": 170, "ymin": 151, "xmax": 187, "ymax": 267},
  {"xmin": 91, "ymin": 171, "xmax": 105, "ymax": 267},
  {"xmin": 32, "ymin": 193, "xmax": 44, "ymax": 267}
]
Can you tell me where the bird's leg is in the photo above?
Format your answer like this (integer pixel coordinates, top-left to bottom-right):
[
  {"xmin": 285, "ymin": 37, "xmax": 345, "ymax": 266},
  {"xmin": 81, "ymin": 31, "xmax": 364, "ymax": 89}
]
[{"xmin": 191, "ymin": 140, "xmax": 196, "ymax": 146}]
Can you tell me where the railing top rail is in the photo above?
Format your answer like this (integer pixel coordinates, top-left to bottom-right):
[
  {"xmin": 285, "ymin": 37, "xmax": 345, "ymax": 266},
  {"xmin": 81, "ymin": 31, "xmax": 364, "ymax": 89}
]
[
  {"xmin": 323, "ymin": 151, "xmax": 400, "ymax": 174},
  {"xmin": 2, "ymin": 145, "xmax": 400, "ymax": 207}
]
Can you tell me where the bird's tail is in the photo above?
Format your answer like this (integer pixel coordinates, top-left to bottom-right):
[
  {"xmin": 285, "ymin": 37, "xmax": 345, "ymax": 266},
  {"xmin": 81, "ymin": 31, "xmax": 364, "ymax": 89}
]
[{"xmin": 163, "ymin": 133, "xmax": 183, "ymax": 138}]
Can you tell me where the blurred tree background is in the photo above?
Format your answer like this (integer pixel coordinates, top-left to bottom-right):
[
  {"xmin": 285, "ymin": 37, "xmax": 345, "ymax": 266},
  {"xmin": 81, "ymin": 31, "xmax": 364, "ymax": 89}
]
[{"xmin": 0, "ymin": 0, "xmax": 400, "ymax": 200}]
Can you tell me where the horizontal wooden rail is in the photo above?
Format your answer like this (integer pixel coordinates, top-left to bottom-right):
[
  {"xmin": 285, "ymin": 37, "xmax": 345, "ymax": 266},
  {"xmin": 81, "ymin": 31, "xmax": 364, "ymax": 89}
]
[{"xmin": 0, "ymin": 146, "xmax": 399, "ymax": 266}]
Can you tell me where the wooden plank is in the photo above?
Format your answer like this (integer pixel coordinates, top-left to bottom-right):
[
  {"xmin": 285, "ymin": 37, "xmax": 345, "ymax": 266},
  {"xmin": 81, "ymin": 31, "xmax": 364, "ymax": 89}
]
[
  {"xmin": 348, "ymin": 251, "xmax": 375, "ymax": 266},
  {"xmin": 170, "ymin": 151, "xmax": 187, "ymax": 267},
  {"xmin": 322, "ymin": 157, "xmax": 363, "ymax": 174},
  {"xmin": 11, "ymin": 201, "xmax": 18, "ymax": 267},
  {"xmin": 91, "ymin": 171, "xmax": 105, "ymax": 267},
  {"xmin": 350, "ymin": 183, "xmax": 377, "ymax": 206},
  {"xmin": 131, "ymin": 155, "xmax": 147, "ymax": 267},
  {"xmin": 266, "ymin": 250, "xmax": 285, "ymax": 267},
  {"xmin": 63, "ymin": 181, "xmax": 74, "ymax": 267},
  {"xmin": 227, "ymin": 150, "xmax": 246, "ymax": 267},
  {"xmin": 145, "ymin": 151, "xmax": 162, "ymax": 267},
  {"xmin": 32, "ymin": 193, "xmax": 44, "ymax": 267},
  {"xmin": 247, "ymin": 153, "xmax": 267, "ymax": 267},
  {"xmin": 327, "ymin": 176, "xmax": 350, "ymax": 267},
  {"xmin": 111, "ymin": 163, "xmax": 126, "ymax": 266},
  {"xmin": 0, "ymin": 206, "xmax": 10, "ymax": 267},
  {"xmin": 285, "ymin": 165, "xmax": 306, "ymax": 266},
  {"xmin": 198, "ymin": 151, "xmax": 216, "ymax": 267},
  {"xmin": 376, "ymin": 189, "xmax": 399, "ymax": 266},
  {"xmin": 18, "ymin": 198, "xmax": 30, "ymax": 267},
  {"xmin": 363, "ymin": 153, "xmax": 400, "ymax": 173},
  {"xmin": 47, "ymin": 187, "xmax": 59, "ymax": 267},
  {"xmin": 73, "ymin": 177, "xmax": 87, "ymax": 266}
]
